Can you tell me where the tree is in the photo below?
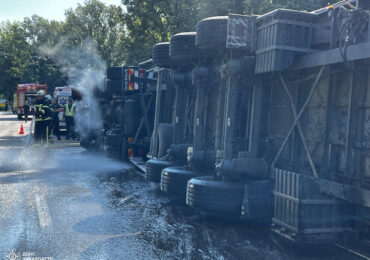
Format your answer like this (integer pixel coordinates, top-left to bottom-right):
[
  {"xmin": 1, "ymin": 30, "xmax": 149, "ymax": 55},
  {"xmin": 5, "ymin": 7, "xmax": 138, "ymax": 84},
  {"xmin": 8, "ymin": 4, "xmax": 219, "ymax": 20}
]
[
  {"xmin": 0, "ymin": 22, "xmax": 34, "ymax": 99},
  {"xmin": 122, "ymin": 0, "xmax": 199, "ymax": 64},
  {"xmin": 22, "ymin": 16, "xmax": 67, "ymax": 93},
  {"xmin": 121, "ymin": 0, "xmax": 334, "ymax": 65},
  {"xmin": 0, "ymin": 0, "xmax": 127, "ymax": 99},
  {"xmin": 63, "ymin": 0, "xmax": 126, "ymax": 66},
  {"xmin": 0, "ymin": 0, "xmax": 336, "ymax": 99}
]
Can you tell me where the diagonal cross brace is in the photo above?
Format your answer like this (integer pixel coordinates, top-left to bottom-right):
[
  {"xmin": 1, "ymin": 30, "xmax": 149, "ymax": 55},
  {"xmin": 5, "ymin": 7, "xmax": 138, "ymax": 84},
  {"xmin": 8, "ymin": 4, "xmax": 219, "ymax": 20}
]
[
  {"xmin": 139, "ymin": 84, "xmax": 151, "ymax": 136},
  {"xmin": 272, "ymin": 65, "xmax": 326, "ymax": 178},
  {"xmin": 134, "ymin": 92, "xmax": 154, "ymax": 143},
  {"xmin": 278, "ymin": 74, "xmax": 317, "ymax": 178}
]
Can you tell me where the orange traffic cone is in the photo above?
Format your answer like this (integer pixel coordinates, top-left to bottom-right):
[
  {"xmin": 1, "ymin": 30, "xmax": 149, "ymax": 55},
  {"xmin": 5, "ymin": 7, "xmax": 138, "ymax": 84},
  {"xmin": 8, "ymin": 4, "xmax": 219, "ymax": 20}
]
[{"xmin": 19, "ymin": 124, "xmax": 24, "ymax": 135}]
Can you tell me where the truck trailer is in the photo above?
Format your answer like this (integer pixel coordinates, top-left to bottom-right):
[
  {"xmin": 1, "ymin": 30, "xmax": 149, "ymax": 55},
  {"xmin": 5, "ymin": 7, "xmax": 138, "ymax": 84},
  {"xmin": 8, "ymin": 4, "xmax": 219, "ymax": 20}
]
[{"xmin": 100, "ymin": 0, "xmax": 370, "ymax": 255}]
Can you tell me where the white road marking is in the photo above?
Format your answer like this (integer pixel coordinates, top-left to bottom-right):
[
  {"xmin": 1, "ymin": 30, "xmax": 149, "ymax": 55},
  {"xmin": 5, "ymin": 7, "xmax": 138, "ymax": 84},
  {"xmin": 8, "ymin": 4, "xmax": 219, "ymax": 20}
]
[{"xmin": 35, "ymin": 192, "xmax": 52, "ymax": 230}]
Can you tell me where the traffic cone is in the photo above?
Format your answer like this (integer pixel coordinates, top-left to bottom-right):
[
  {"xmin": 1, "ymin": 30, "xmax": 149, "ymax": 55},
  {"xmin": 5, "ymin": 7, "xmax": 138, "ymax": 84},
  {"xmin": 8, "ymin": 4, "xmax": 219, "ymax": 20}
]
[{"xmin": 19, "ymin": 124, "xmax": 24, "ymax": 135}]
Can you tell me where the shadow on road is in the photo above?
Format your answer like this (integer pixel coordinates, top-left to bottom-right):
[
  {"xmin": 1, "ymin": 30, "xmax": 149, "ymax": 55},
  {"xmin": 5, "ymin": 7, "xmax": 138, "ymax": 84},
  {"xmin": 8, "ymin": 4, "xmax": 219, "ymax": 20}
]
[
  {"xmin": 0, "ymin": 112, "xmax": 20, "ymax": 121},
  {"xmin": 0, "ymin": 135, "xmax": 25, "ymax": 144},
  {"xmin": 0, "ymin": 117, "xmax": 19, "ymax": 121}
]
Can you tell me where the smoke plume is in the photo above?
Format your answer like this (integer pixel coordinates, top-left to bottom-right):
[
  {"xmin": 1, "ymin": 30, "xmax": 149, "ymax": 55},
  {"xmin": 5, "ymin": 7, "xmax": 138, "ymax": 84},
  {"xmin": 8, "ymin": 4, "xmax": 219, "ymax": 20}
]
[{"xmin": 39, "ymin": 38, "xmax": 106, "ymax": 140}]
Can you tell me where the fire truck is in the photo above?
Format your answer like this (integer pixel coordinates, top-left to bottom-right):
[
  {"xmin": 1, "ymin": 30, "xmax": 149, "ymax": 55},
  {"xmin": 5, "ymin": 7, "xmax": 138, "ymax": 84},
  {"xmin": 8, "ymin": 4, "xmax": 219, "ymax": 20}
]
[{"xmin": 15, "ymin": 83, "xmax": 47, "ymax": 120}]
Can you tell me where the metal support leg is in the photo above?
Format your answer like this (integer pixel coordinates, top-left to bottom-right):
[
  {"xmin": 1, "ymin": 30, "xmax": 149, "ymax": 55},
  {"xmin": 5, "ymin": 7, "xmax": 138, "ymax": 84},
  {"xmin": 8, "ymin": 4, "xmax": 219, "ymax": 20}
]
[
  {"xmin": 222, "ymin": 75, "xmax": 240, "ymax": 160},
  {"xmin": 174, "ymin": 84, "xmax": 186, "ymax": 144},
  {"xmin": 139, "ymin": 85, "xmax": 151, "ymax": 137},
  {"xmin": 193, "ymin": 79, "xmax": 206, "ymax": 151},
  {"xmin": 150, "ymin": 68, "xmax": 163, "ymax": 158}
]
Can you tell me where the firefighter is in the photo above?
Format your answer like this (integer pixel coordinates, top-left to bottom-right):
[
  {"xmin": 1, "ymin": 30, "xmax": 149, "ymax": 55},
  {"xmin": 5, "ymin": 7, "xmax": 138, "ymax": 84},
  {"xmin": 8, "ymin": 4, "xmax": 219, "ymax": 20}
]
[
  {"xmin": 64, "ymin": 98, "xmax": 76, "ymax": 140},
  {"xmin": 34, "ymin": 90, "xmax": 48, "ymax": 144},
  {"xmin": 50, "ymin": 97, "xmax": 61, "ymax": 140},
  {"xmin": 23, "ymin": 101, "xmax": 30, "ymax": 123},
  {"xmin": 44, "ymin": 95, "xmax": 53, "ymax": 143}
]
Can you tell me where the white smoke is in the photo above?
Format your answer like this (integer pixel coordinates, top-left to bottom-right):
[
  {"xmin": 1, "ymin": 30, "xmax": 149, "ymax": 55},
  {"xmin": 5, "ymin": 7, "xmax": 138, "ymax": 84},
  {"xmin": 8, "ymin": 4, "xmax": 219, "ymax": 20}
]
[
  {"xmin": 39, "ymin": 38, "xmax": 106, "ymax": 139},
  {"xmin": 0, "ymin": 148, "xmax": 128, "ymax": 175}
]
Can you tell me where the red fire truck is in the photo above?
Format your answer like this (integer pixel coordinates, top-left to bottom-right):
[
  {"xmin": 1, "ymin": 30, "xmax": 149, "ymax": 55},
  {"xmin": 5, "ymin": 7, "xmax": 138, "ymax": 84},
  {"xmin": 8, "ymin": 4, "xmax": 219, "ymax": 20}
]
[{"xmin": 15, "ymin": 84, "xmax": 47, "ymax": 120}]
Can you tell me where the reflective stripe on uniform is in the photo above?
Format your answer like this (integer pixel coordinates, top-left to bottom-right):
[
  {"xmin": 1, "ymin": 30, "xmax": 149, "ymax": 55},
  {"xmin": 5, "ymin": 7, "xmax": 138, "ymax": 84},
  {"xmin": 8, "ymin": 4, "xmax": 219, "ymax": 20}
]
[{"xmin": 35, "ymin": 104, "xmax": 45, "ymax": 121}]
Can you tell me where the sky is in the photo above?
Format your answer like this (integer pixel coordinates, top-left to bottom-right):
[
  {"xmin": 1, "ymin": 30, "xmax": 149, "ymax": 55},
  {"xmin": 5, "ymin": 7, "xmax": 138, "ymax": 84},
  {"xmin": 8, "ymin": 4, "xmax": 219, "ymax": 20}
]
[{"xmin": 0, "ymin": 0, "xmax": 123, "ymax": 22}]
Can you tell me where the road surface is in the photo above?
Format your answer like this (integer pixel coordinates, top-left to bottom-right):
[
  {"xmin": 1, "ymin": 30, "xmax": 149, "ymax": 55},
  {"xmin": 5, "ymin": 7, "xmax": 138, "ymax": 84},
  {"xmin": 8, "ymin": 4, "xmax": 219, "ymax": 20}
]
[{"xmin": 0, "ymin": 112, "xmax": 359, "ymax": 259}]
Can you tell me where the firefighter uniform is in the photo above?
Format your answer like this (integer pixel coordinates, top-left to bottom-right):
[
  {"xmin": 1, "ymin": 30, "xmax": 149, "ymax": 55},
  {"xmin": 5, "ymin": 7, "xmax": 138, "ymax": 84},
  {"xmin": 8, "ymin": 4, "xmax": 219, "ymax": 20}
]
[
  {"xmin": 44, "ymin": 96, "xmax": 52, "ymax": 143},
  {"xmin": 65, "ymin": 101, "xmax": 76, "ymax": 140},
  {"xmin": 34, "ymin": 99, "xmax": 45, "ymax": 143},
  {"xmin": 34, "ymin": 100, "xmax": 51, "ymax": 144},
  {"xmin": 50, "ymin": 99, "xmax": 61, "ymax": 140}
]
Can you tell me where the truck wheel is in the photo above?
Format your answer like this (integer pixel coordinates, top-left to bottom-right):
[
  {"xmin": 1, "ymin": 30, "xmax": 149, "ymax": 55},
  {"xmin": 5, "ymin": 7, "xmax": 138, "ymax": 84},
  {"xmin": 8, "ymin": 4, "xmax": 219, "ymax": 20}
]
[
  {"xmin": 146, "ymin": 159, "xmax": 175, "ymax": 183},
  {"xmin": 17, "ymin": 114, "xmax": 22, "ymax": 120},
  {"xmin": 196, "ymin": 16, "xmax": 228, "ymax": 52},
  {"xmin": 152, "ymin": 42, "xmax": 171, "ymax": 68},
  {"xmin": 161, "ymin": 167, "xmax": 198, "ymax": 199},
  {"xmin": 186, "ymin": 176, "xmax": 244, "ymax": 217},
  {"xmin": 169, "ymin": 32, "xmax": 198, "ymax": 63},
  {"xmin": 107, "ymin": 67, "xmax": 124, "ymax": 80},
  {"xmin": 107, "ymin": 79, "xmax": 123, "ymax": 95}
]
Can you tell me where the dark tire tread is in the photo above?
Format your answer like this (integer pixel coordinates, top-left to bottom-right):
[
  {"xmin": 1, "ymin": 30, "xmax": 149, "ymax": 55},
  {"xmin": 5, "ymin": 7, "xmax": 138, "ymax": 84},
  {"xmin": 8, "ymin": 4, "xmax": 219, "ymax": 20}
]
[
  {"xmin": 160, "ymin": 167, "xmax": 198, "ymax": 198},
  {"xmin": 152, "ymin": 42, "xmax": 171, "ymax": 68},
  {"xmin": 196, "ymin": 16, "xmax": 228, "ymax": 52},
  {"xmin": 186, "ymin": 176, "xmax": 244, "ymax": 217}
]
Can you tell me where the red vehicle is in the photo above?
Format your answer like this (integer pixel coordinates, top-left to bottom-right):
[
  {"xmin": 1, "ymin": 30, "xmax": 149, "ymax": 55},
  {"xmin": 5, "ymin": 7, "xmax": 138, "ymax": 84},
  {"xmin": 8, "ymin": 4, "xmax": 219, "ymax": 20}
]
[{"xmin": 15, "ymin": 84, "xmax": 47, "ymax": 120}]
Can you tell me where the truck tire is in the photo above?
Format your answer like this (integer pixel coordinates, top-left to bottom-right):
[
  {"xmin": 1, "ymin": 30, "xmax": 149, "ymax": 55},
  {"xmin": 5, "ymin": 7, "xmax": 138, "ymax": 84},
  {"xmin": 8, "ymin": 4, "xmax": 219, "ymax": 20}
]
[
  {"xmin": 169, "ymin": 32, "xmax": 198, "ymax": 63},
  {"xmin": 146, "ymin": 159, "xmax": 175, "ymax": 183},
  {"xmin": 161, "ymin": 167, "xmax": 198, "ymax": 199},
  {"xmin": 196, "ymin": 16, "xmax": 228, "ymax": 52},
  {"xmin": 107, "ymin": 67, "xmax": 124, "ymax": 80},
  {"xmin": 107, "ymin": 79, "xmax": 123, "ymax": 95},
  {"xmin": 152, "ymin": 42, "xmax": 171, "ymax": 68},
  {"xmin": 186, "ymin": 176, "xmax": 244, "ymax": 217}
]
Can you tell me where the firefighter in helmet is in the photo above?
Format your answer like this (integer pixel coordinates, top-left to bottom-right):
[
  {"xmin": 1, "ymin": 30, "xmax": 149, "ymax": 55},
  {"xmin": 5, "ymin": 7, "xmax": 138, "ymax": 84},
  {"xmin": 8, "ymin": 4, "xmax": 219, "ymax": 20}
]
[
  {"xmin": 34, "ymin": 90, "xmax": 52, "ymax": 144},
  {"xmin": 44, "ymin": 95, "xmax": 53, "ymax": 143}
]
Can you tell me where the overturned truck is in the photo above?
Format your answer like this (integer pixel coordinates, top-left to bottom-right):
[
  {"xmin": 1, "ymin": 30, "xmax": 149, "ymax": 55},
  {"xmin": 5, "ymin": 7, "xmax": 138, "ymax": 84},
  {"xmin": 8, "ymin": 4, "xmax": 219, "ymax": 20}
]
[{"xmin": 102, "ymin": 0, "xmax": 370, "ymax": 250}]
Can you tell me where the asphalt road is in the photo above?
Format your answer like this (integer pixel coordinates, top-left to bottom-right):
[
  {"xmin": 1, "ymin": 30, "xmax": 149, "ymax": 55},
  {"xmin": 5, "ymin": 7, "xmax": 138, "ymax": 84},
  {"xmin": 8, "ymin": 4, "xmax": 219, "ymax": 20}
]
[
  {"xmin": 0, "ymin": 112, "xmax": 155, "ymax": 259},
  {"xmin": 0, "ymin": 112, "xmax": 360, "ymax": 260}
]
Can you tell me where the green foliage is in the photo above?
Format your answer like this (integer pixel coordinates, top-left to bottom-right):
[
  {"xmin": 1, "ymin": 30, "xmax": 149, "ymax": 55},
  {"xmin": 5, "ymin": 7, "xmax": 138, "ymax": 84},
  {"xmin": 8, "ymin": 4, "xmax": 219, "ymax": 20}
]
[
  {"xmin": 122, "ymin": 0, "xmax": 334, "ymax": 64},
  {"xmin": 122, "ymin": 0, "xmax": 199, "ymax": 64},
  {"xmin": 0, "ymin": 0, "xmax": 125, "ymax": 100},
  {"xmin": 0, "ymin": 0, "xmax": 335, "ymax": 100},
  {"xmin": 63, "ymin": 0, "xmax": 126, "ymax": 66}
]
